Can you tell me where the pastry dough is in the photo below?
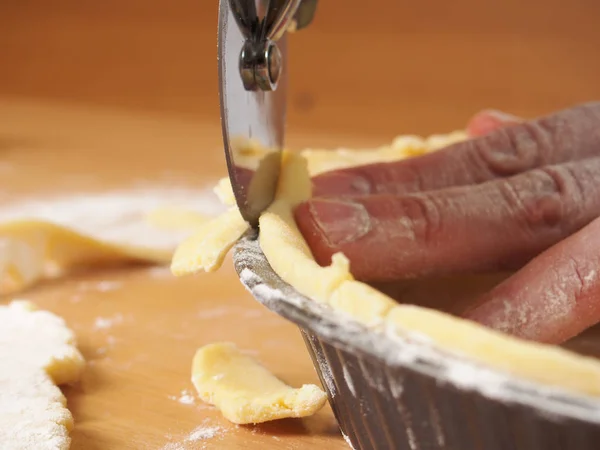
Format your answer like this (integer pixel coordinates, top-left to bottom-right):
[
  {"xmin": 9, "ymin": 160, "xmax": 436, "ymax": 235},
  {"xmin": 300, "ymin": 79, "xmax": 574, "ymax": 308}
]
[
  {"xmin": 0, "ymin": 300, "xmax": 85, "ymax": 449},
  {"xmin": 386, "ymin": 306, "xmax": 600, "ymax": 396},
  {"xmin": 0, "ymin": 190, "xmax": 215, "ymax": 296},
  {"xmin": 171, "ymin": 208, "xmax": 249, "ymax": 274},
  {"xmin": 144, "ymin": 206, "xmax": 210, "ymax": 230},
  {"xmin": 209, "ymin": 132, "xmax": 468, "ymax": 206},
  {"xmin": 172, "ymin": 132, "xmax": 600, "ymax": 399},
  {"xmin": 0, "ymin": 220, "xmax": 167, "ymax": 296},
  {"xmin": 191, "ymin": 342, "xmax": 327, "ymax": 424}
]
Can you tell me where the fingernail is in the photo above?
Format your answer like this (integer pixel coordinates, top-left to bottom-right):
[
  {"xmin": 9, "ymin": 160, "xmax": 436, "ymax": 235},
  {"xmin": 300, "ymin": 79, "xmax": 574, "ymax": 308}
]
[
  {"xmin": 467, "ymin": 109, "xmax": 523, "ymax": 137},
  {"xmin": 312, "ymin": 172, "xmax": 372, "ymax": 197},
  {"xmin": 308, "ymin": 199, "xmax": 371, "ymax": 246},
  {"xmin": 482, "ymin": 109, "xmax": 522, "ymax": 123}
]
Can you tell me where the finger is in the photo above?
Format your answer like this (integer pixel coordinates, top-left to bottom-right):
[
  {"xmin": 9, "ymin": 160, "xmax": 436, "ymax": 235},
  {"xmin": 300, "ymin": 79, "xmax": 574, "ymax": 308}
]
[
  {"xmin": 312, "ymin": 102, "xmax": 600, "ymax": 197},
  {"xmin": 463, "ymin": 216, "xmax": 600, "ymax": 345},
  {"xmin": 466, "ymin": 109, "xmax": 522, "ymax": 137},
  {"xmin": 295, "ymin": 157, "xmax": 600, "ymax": 281}
]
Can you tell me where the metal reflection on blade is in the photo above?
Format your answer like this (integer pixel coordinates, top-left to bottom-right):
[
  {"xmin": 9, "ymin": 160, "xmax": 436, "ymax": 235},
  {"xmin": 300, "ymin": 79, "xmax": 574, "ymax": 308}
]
[{"xmin": 218, "ymin": 0, "xmax": 287, "ymax": 227}]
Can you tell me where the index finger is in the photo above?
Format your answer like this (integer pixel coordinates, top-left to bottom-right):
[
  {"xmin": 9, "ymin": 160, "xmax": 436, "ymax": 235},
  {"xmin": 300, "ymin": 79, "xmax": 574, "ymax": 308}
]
[{"xmin": 312, "ymin": 102, "xmax": 600, "ymax": 197}]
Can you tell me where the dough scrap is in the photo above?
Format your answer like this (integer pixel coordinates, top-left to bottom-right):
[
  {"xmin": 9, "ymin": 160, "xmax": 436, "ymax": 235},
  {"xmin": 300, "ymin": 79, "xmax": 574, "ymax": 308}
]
[
  {"xmin": 213, "ymin": 178, "xmax": 236, "ymax": 206},
  {"xmin": 0, "ymin": 220, "xmax": 171, "ymax": 296},
  {"xmin": 144, "ymin": 207, "xmax": 210, "ymax": 231},
  {"xmin": 172, "ymin": 131, "xmax": 600, "ymax": 400},
  {"xmin": 171, "ymin": 208, "xmax": 249, "ymax": 275},
  {"xmin": 0, "ymin": 300, "xmax": 85, "ymax": 449},
  {"xmin": 191, "ymin": 342, "xmax": 327, "ymax": 424},
  {"xmin": 0, "ymin": 189, "xmax": 218, "ymax": 295}
]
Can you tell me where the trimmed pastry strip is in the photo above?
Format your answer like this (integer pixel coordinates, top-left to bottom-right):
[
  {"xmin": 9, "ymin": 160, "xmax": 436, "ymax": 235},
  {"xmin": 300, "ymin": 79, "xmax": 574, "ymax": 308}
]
[{"xmin": 191, "ymin": 342, "xmax": 327, "ymax": 424}]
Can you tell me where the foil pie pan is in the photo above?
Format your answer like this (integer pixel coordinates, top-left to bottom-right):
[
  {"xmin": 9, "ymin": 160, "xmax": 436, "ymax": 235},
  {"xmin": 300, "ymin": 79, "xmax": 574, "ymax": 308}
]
[{"xmin": 233, "ymin": 231, "xmax": 600, "ymax": 450}]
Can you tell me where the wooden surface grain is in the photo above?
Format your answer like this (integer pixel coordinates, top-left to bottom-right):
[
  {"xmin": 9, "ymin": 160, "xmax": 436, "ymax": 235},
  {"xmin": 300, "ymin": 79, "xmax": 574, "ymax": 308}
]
[
  {"xmin": 0, "ymin": 101, "xmax": 367, "ymax": 449},
  {"xmin": 1, "ymin": 1, "xmax": 600, "ymax": 449},
  {"xmin": 2, "ymin": 1, "xmax": 600, "ymax": 137}
]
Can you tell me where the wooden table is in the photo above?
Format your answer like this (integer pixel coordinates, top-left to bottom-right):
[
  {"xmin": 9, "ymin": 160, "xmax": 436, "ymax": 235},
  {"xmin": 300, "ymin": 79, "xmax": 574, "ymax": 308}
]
[
  {"xmin": 4, "ymin": 100, "xmax": 600, "ymax": 450},
  {"xmin": 0, "ymin": 100, "xmax": 385, "ymax": 449},
  {"xmin": 2, "ymin": 1, "xmax": 600, "ymax": 448},
  {"xmin": 2, "ymin": 1, "xmax": 600, "ymax": 137}
]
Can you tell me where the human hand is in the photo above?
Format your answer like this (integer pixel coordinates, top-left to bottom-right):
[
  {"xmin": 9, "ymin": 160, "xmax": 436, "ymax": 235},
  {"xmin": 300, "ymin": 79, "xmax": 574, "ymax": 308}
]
[{"xmin": 293, "ymin": 103, "xmax": 600, "ymax": 345}]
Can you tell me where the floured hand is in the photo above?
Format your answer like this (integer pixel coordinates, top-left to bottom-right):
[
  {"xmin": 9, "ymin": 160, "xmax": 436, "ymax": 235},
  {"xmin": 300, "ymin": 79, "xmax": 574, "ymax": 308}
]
[{"xmin": 294, "ymin": 102, "xmax": 600, "ymax": 345}]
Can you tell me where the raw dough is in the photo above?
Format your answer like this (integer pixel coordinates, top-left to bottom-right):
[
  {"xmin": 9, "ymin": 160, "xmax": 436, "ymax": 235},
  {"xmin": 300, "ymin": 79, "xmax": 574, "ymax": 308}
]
[
  {"xmin": 144, "ymin": 206, "xmax": 210, "ymax": 230},
  {"xmin": 386, "ymin": 306, "xmax": 600, "ymax": 396},
  {"xmin": 0, "ymin": 220, "xmax": 167, "ymax": 296},
  {"xmin": 191, "ymin": 342, "xmax": 327, "ymax": 424},
  {"xmin": 210, "ymin": 132, "xmax": 468, "ymax": 207},
  {"xmin": 0, "ymin": 300, "xmax": 85, "ymax": 449},
  {"xmin": 172, "ymin": 132, "xmax": 600, "ymax": 399},
  {"xmin": 171, "ymin": 208, "xmax": 248, "ymax": 274},
  {"xmin": 0, "ymin": 189, "xmax": 216, "ymax": 295}
]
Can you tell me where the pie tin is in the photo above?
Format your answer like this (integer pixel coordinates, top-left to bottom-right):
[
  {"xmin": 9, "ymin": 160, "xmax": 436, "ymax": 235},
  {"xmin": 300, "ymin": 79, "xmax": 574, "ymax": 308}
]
[{"xmin": 233, "ymin": 231, "xmax": 600, "ymax": 450}]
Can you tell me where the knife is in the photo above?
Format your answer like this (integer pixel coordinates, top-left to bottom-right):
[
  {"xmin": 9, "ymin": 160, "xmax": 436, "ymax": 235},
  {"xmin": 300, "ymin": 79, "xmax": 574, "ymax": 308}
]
[{"xmin": 217, "ymin": 0, "xmax": 318, "ymax": 227}]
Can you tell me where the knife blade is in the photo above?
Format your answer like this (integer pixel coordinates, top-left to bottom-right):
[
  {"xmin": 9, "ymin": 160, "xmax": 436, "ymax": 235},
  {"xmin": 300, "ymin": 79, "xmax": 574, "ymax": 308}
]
[{"xmin": 218, "ymin": 0, "xmax": 288, "ymax": 227}]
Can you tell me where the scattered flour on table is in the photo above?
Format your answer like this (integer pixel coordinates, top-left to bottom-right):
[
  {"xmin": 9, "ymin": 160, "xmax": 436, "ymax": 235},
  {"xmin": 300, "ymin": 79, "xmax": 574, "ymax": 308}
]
[
  {"xmin": 95, "ymin": 335, "xmax": 119, "ymax": 357},
  {"xmin": 93, "ymin": 313, "xmax": 124, "ymax": 330},
  {"xmin": 241, "ymin": 348, "xmax": 260, "ymax": 357},
  {"xmin": 197, "ymin": 306, "xmax": 234, "ymax": 319},
  {"xmin": 0, "ymin": 187, "xmax": 225, "ymax": 250},
  {"xmin": 197, "ymin": 306, "xmax": 267, "ymax": 320},
  {"xmin": 168, "ymin": 389, "xmax": 196, "ymax": 405},
  {"xmin": 70, "ymin": 281, "xmax": 122, "ymax": 304},
  {"xmin": 147, "ymin": 266, "xmax": 175, "ymax": 279},
  {"xmin": 187, "ymin": 425, "xmax": 223, "ymax": 441},
  {"xmin": 95, "ymin": 280, "xmax": 123, "ymax": 292},
  {"xmin": 160, "ymin": 420, "xmax": 225, "ymax": 450}
]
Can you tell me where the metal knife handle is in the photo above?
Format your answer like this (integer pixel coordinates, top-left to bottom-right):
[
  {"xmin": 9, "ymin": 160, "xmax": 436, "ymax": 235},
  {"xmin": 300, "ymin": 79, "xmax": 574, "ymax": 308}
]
[
  {"xmin": 229, "ymin": 0, "xmax": 259, "ymax": 39},
  {"xmin": 231, "ymin": 0, "xmax": 318, "ymax": 92},
  {"xmin": 230, "ymin": 0, "xmax": 317, "ymax": 44},
  {"xmin": 261, "ymin": 0, "xmax": 302, "ymax": 42}
]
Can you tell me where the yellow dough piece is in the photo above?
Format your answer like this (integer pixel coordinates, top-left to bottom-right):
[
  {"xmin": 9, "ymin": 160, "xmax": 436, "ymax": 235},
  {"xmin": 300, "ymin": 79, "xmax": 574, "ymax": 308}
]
[
  {"xmin": 386, "ymin": 306, "xmax": 600, "ymax": 396},
  {"xmin": 0, "ymin": 188, "xmax": 222, "ymax": 295},
  {"xmin": 260, "ymin": 204, "xmax": 352, "ymax": 303},
  {"xmin": 302, "ymin": 139, "xmax": 425, "ymax": 176},
  {"xmin": 0, "ymin": 300, "xmax": 85, "ymax": 450},
  {"xmin": 301, "ymin": 130, "xmax": 466, "ymax": 175},
  {"xmin": 259, "ymin": 156, "xmax": 353, "ymax": 303},
  {"xmin": 144, "ymin": 207, "xmax": 210, "ymax": 231},
  {"xmin": 213, "ymin": 178, "xmax": 236, "ymax": 206},
  {"xmin": 191, "ymin": 342, "xmax": 327, "ymax": 424},
  {"xmin": 172, "ymin": 129, "xmax": 600, "ymax": 401},
  {"xmin": 0, "ymin": 220, "xmax": 167, "ymax": 296},
  {"xmin": 329, "ymin": 280, "xmax": 397, "ymax": 327},
  {"xmin": 171, "ymin": 208, "xmax": 249, "ymax": 275}
]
